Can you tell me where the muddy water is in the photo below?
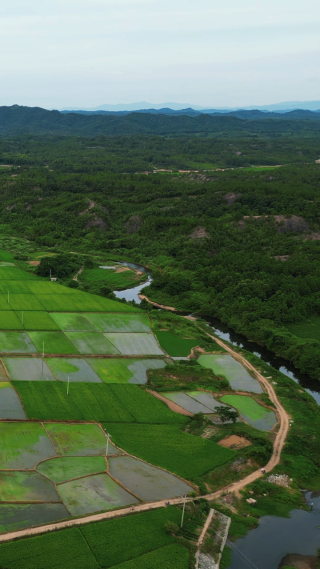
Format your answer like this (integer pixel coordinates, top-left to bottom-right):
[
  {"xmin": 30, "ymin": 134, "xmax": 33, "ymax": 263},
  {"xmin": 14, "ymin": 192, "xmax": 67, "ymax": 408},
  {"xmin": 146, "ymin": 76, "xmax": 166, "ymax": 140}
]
[
  {"xmin": 0, "ymin": 503, "xmax": 70, "ymax": 533},
  {"xmin": 227, "ymin": 492, "xmax": 320, "ymax": 569}
]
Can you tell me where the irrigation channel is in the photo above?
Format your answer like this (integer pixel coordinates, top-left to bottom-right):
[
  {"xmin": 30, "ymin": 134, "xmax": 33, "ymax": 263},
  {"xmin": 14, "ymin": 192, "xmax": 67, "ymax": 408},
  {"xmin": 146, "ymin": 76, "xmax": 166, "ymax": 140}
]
[{"xmin": 115, "ymin": 262, "xmax": 320, "ymax": 569}]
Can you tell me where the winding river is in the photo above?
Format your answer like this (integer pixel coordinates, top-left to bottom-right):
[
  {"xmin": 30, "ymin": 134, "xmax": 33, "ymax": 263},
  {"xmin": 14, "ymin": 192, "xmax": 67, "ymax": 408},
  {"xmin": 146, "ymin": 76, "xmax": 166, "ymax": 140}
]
[{"xmin": 114, "ymin": 262, "xmax": 320, "ymax": 569}]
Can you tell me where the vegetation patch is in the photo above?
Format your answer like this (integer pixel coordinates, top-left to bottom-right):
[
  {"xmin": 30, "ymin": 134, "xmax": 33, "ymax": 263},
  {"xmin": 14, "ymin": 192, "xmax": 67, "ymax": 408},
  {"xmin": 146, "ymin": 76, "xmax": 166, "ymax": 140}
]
[
  {"xmin": 84, "ymin": 312, "xmax": 151, "ymax": 333},
  {"xmin": 50, "ymin": 312, "xmax": 99, "ymax": 331},
  {"xmin": 154, "ymin": 331, "xmax": 200, "ymax": 357},
  {"xmin": 65, "ymin": 331, "xmax": 120, "ymax": 354},
  {"xmin": 0, "ymin": 331, "xmax": 37, "ymax": 353},
  {"xmin": 44, "ymin": 422, "xmax": 113, "ymax": 456},
  {"xmin": 0, "ymin": 311, "xmax": 24, "ymax": 329},
  {"xmin": 147, "ymin": 359, "xmax": 229, "ymax": 391},
  {"xmin": 0, "ymin": 471, "xmax": 59, "ymax": 502},
  {"xmin": 16, "ymin": 311, "xmax": 60, "ymax": 330},
  {"xmin": 0, "ymin": 422, "xmax": 56, "ymax": 469},
  {"xmin": 104, "ymin": 423, "xmax": 235, "ymax": 480}
]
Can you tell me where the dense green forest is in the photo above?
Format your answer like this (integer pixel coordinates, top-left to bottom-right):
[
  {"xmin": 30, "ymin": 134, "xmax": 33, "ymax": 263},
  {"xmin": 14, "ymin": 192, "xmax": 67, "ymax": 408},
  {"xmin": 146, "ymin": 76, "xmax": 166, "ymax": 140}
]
[{"xmin": 1, "ymin": 124, "xmax": 320, "ymax": 379}]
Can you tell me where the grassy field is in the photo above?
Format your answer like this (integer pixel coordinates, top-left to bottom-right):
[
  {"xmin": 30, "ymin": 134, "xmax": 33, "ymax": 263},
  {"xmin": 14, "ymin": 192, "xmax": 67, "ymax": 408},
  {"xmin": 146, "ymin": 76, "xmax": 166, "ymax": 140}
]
[
  {"xmin": 0, "ymin": 331, "xmax": 37, "ymax": 353},
  {"xmin": 44, "ymin": 422, "xmax": 109, "ymax": 456},
  {"xmin": 0, "ymin": 311, "xmax": 24, "ymax": 329},
  {"xmin": 104, "ymin": 423, "xmax": 235, "ymax": 479},
  {"xmin": 0, "ymin": 508, "xmax": 186, "ymax": 569},
  {"xmin": 107, "ymin": 544, "xmax": 189, "ymax": 569},
  {"xmin": 287, "ymin": 316, "xmax": 320, "ymax": 342},
  {"xmin": 13, "ymin": 382, "xmax": 187, "ymax": 423},
  {"xmin": 0, "ymin": 422, "xmax": 56, "ymax": 469},
  {"xmin": 154, "ymin": 331, "xmax": 199, "ymax": 357}
]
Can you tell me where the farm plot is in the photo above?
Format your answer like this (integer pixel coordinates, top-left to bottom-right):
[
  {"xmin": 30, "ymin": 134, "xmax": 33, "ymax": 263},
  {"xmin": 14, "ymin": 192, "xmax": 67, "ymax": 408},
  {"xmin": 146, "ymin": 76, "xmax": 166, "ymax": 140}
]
[
  {"xmin": 198, "ymin": 354, "xmax": 263, "ymax": 393},
  {"xmin": 0, "ymin": 331, "xmax": 37, "ymax": 353},
  {"xmin": 16, "ymin": 311, "xmax": 60, "ymax": 330},
  {"xmin": 161, "ymin": 392, "xmax": 214, "ymax": 414},
  {"xmin": 81, "ymin": 507, "xmax": 182, "ymax": 568},
  {"xmin": 0, "ymin": 382, "xmax": 26, "ymax": 419},
  {"xmin": 57, "ymin": 473, "xmax": 138, "ymax": 516},
  {"xmin": 0, "ymin": 295, "xmax": 14, "ymax": 310},
  {"xmin": 6, "ymin": 294, "xmax": 44, "ymax": 311},
  {"xmin": 0, "ymin": 504, "xmax": 70, "ymax": 534},
  {"xmin": 50, "ymin": 312, "xmax": 99, "ymax": 331},
  {"xmin": 0, "ymin": 472, "xmax": 59, "ymax": 502},
  {"xmin": 154, "ymin": 331, "xmax": 199, "ymax": 357},
  {"xmin": 0, "ymin": 281, "xmax": 32, "ymax": 293},
  {"xmin": 104, "ymin": 423, "xmax": 235, "ymax": 480},
  {"xmin": 109, "ymin": 456, "xmax": 192, "ymax": 501},
  {"xmin": 221, "ymin": 395, "xmax": 277, "ymax": 431},
  {"xmin": 28, "ymin": 331, "xmax": 80, "ymax": 355},
  {"xmin": 0, "ymin": 422, "xmax": 56, "ymax": 469},
  {"xmin": 44, "ymin": 423, "xmax": 118, "ymax": 456},
  {"xmin": 108, "ymin": 544, "xmax": 189, "ymax": 569},
  {"xmin": 4, "ymin": 357, "xmax": 55, "ymax": 381},
  {"xmin": 26, "ymin": 282, "xmax": 76, "ymax": 295},
  {"xmin": 0, "ymin": 311, "xmax": 23, "ymax": 329},
  {"xmin": 37, "ymin": 456, "xmax": 107, "ymax": 484},
  {"xmin": 38, "ymin": 293, "xmax": 142, "ymax": 312},
  {"xmin": 13, "ymin": 382, "xmax": 187, "ymax": 423},
  {"xmin": 89, "ymin": 358, "xmax": 166, "ymax": 384},
  {"xmin": 84, "ymin": 313, "xmax": 151, "ymax": 333},
  {"xmin": 103, "ymin": 333, "xmax": 164, "ymax": 355},
  {"xmin": 0, "ymin": 527, "xmax": 98, "ymax": 569},
  {"xmin": 65, "ymin": 332, "xmax": 120, "ymax": 355},
  {"xmin": 0, "ymin": 267, "xmax": 39, "ymax": 280},
  {"xmin": 46, "ymin": 358, "xmax": 101, "ymax": 382},
  {"xmin": 187, "ymin": 391, "xmax": 226, "ymax": 412}
]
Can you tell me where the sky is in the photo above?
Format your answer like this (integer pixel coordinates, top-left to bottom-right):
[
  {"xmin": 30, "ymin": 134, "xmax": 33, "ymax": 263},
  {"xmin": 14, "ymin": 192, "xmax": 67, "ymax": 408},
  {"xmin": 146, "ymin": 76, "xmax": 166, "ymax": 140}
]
[{"xmin": 1, "ymin": 0, "xmax": 319, "ymax": 109}]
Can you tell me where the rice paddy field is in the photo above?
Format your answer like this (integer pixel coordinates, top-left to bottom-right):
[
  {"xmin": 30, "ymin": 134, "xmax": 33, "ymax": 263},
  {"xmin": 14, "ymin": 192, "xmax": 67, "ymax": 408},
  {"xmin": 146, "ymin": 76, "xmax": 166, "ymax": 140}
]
[
  {"xmin": 198, "ymin": 354, "xmax": 263, "ymax": 393},
  {"xmin": 154, "ymin": 331, "xmax": 199, "ymax": 357},
  {"xmin": 221, "ymin": 395, "xmax": 277, "ymax": 431}
]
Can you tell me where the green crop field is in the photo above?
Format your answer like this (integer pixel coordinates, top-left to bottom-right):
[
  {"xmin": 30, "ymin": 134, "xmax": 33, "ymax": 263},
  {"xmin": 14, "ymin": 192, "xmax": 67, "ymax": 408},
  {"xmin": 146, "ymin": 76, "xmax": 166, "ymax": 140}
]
[
  {"xmin": 0, "ymin": 528, "xmax": 99, "ymax": 569},
  {"xmin": 0, "ymin": 268, "xmax": 39, "ymax": 280},
  {"xmin": 104, "ymin": 423, "xmax": 234, "ymax": 479},
  {"xmin": 6, "ymin": 294, "xmax": 44, "ymax": 311},
  {"xmin": 46, "ymin": 357, "xmax": 101, "ymax": 382},
  {"xmin": 65, "ymin": 331, "xmax": 120, "ymax": 354},
  {"xmin": 16, "ymin": 311, "xmax": 60, "ymax": 330},
  {"xmin": 80, "ymin": 267, "xmax": 143, "ymax": 290},
  {"xmin": 13, "ymin": 382, "xmax": 186, "ymax": 423},
  {"xmin": 28, "ymin": 331, "xmax": 79, "ymax": 354},
  {"xmin": 0, "ymin": 331, "xmax": 37, "ymax": 353},
  {"xmin": 44, "ymin": 423, "xmax": 110, "ymax": 456},
  {"xmin": 0, "ymin": 508, "xmax": 186, "ymax": 569},
  {"xmin": 81, "ymin": 507, "xmax": 183, "ymax": 567},
  {"xmin": 3, "ymin": 357, "xmax": 55, "ymax": 381},
  {"xmin": 108, "ymin": 544, "xmax": 189, "ymax": 569},
  {"xmin": 221, "ymin": 395, "xmax": 271, "ymax": 420},
  {"xmin": 198, "ymin": 354, "xmax": 263, "ymax": 394},
  {"xmin": 50, "ymin": 312, "xmax": 99, "ymax": 331},
  {"xmin": 103, "ymin": 332, "xmax": 164, "ymax": 355},
  {"xmin": 84, "ymin": 312, "xmax": 151, "ymax": 333},
  {"xmin": 38, "ymin": 293, "xmax": 142, "ymax": 312},
  {"xmin": 0, "ymin": 311, "xmax": 24, "ymax": 329},
  {"xmin": 154, "ymin": 331, "xmax": 199, "ymax": 357},
  {"xmin": 0, "ymin": 281, "xmax": 32, "ymax": 293},
  {"xmin": 37, "ymin": 456, "xmax": 106, "ymax": 483},
  {"xmin": 0, "ymin": 249, "xmax": 14, "ymax": 263},
  {"xmin": 89, "ymin": 358, "xmax": 166, "ymax": 384},
  {"xmin": 0, "ymin": 422, "xmax": 56, "ymax": 469},
  {"xmin": 287, "ymin": 316, "xmax": 320, "ymax": 342},
  {"xmin": 0, "ymin": 471, "xmax": 59, "ymax": 503}
]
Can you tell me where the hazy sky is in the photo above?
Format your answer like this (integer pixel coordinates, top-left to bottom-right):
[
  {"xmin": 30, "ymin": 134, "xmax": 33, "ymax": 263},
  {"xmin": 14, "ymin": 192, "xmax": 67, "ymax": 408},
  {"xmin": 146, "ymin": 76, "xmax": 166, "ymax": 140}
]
[{"xmin": 1, "ymin": 0, "xmax": 319, "ymax": 108}]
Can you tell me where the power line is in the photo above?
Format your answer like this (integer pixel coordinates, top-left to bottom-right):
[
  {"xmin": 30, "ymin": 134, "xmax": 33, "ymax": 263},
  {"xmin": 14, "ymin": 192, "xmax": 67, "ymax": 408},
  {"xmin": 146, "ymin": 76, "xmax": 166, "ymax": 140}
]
[{"xmin": 227, "ymin": 539, "xmax": 260, "ymax": 569}]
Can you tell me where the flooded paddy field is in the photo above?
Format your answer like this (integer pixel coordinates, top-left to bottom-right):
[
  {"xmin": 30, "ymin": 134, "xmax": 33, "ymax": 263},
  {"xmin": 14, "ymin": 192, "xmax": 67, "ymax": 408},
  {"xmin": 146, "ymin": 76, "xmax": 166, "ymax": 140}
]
[
  {"xmin": 46, "ymin": 357, "xmax": 101, "ymax": 382},
  {"xmin": 221, "ymin": 394, "xmax": 277, "ymax": 431},
  {"xmin": 103, "ymin": 332, "xmax": 164, "ymax": 355},
  {"xmin": 198, "ymin": 354, "xmax": 263, "ymax": 393},
  {"xmin": 37, "ymin": 456, "xmax": 107, "ymax": 483},
  {"xmin": 0, "ymin": 382, "xmax": 26, "ymax": 418},
  {"xmin": 43, "ymin": 422, "xmax": 119, "ymax": 456},
  {"xmin": 89, "ymin": 357, "xmax": 166, "ymax": 384}
]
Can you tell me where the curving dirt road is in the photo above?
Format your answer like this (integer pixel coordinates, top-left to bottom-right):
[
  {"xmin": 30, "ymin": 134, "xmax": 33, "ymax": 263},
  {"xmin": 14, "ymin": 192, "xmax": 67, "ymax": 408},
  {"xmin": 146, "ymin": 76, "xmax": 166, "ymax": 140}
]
[{"xmin": 0, "ymin": 335, "xmax": 289, "ymax": 543}]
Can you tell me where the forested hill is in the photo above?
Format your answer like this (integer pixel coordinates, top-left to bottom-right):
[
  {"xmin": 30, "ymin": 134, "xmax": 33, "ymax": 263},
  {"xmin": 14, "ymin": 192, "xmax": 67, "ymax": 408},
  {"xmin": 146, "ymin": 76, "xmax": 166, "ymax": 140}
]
[{"xmin": 1, "ymin": 105, "xmax": 320, "ymax": 137}]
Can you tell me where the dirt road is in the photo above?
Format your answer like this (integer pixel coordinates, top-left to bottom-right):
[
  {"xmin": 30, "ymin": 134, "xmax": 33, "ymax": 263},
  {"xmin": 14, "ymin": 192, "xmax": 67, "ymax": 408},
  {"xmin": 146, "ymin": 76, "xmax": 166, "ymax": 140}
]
[{"xmin": 0, "ymin": 335, "xmax": 289, "ymax": 543}]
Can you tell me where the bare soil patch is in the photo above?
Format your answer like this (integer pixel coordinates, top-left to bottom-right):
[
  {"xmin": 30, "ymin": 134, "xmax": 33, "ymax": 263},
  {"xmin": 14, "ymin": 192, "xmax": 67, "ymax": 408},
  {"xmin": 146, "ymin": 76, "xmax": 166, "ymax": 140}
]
[
  {"xmin": 218, "ymin": 435, "xmax": 252, "ymax": 450},
  {"xmin": 28, "ymin": 261, "xmax": 40, "ymax": 266},
  {"xmin": 190, "ymin": 227, "xmax": 209, "ymax": 239}
]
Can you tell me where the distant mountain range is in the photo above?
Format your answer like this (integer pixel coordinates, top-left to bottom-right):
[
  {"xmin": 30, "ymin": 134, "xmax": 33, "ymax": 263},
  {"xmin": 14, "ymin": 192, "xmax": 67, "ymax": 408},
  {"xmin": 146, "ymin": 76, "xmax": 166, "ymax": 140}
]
[
  {"xmin": 59, "ymin": 100, "xmax": 320, "ymax": 113},
  {"xmin": 0, "ymin": 105, "xmax": 320, "ymax": 138}
]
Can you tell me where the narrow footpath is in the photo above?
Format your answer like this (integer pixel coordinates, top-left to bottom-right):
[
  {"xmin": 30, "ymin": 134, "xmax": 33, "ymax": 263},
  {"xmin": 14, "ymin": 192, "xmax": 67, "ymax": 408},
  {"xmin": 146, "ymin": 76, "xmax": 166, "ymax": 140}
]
[{"xmin": 0, "ymin": 337, "xmax": 290, "ymax": 543}]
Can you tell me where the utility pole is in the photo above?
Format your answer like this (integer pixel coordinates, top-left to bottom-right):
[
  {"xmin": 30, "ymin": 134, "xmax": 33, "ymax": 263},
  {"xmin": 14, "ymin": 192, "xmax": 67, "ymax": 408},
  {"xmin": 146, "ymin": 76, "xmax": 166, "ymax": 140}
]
[
  {"xmin": 181, "ymin": 495, "xmax": 187, "ymax": 528},
  {"xmin": 42, "ymin": 341, "xmax": 44, "ymax": 358},
  {"xmin": 21, "ymin": 311, "xmax": 23, "ymax": 326},
  {"xmin": 7, "ymin": 291, "xmax": 9, "ymax": 304},
  {"xmin": 106, "ymin": 433, "xmax": 111, "ymax": 457},
  {"xmin": 67, "ymin": 375, "xmax": 70, "ymax": 395}
]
